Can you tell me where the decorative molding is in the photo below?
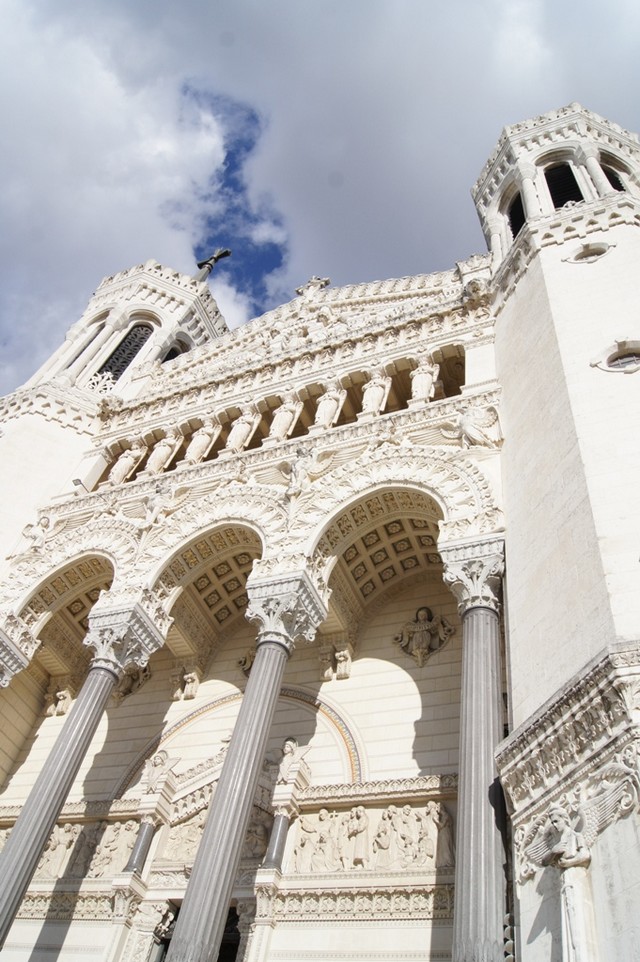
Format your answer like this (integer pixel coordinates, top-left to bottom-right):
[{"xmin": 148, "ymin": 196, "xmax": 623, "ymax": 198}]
[
  {"xmin": 440, "ymin": 538, "xmax": 504, "ymax": 613},
  {"xmin": 84, "ymin": 590, "xmax": 171, "ymax": 674},
  {"xmin": 256, "ymin": 884, "xmax": 455, "ymax": 922},
  {"xmin": 245, "ymin": 571, "xmax": 329, "ymax": 652}
]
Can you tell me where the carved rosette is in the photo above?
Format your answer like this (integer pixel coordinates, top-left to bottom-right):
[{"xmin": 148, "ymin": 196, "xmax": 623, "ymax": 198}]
[
  {"xmin": 0, "ymin": 613, "xmax": 39, "ymax": 686},
  {"xmin": 83, "ymin": 592, "xmax": 172, "ymax": 675},
  {"xmin": 245, "ymin": 571, "xmax": 328, "ymax": 654},
  {"xmin": 440, "ymin": 539, "xmax": 504, "ymax": 614}
]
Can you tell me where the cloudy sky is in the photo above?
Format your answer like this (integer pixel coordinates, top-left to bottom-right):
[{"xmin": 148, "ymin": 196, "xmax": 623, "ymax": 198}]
[{"xmin": 1, "ymin": 0, "xmax": 639, "ymax": 393}]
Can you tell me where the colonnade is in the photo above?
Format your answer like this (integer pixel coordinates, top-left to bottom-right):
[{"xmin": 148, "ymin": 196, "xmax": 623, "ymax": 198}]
[{"xmin": 0, "ymin": 539, "xmax": 506, "ymax": 962}]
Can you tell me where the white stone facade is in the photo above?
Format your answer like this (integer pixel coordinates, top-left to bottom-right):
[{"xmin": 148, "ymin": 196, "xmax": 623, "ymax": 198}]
[{"xmin": 0, "ymin": 103, "xmax": 638, "ymax": 962}]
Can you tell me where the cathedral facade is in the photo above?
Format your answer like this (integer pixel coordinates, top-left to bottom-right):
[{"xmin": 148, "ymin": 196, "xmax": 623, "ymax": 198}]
[{"xmin": 0, "ymin": 103, "xmax": 638, "ymax": 962}]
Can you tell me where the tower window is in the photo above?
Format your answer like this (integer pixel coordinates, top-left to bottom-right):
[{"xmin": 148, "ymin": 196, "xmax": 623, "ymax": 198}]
[
  {"xmin": 602, "ymin": 166, "xmax": 625, "ymax": 192},
  {"xmin": 508, "ymin": 192, "xmax": 526, "ymax": 239},
  {"xmin": 98, "ymin": 323, "xmax": 153, "ymax": 380},
  {"xmin": 162, "ymin": 340, "xmax": 190, "ymax": 363},
  {"xmin": 544, "ymin": 163, "xmax": 583, "ymax": 209}
]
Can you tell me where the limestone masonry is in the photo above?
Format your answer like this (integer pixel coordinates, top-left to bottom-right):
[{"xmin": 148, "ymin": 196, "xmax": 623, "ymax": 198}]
[{"xmin": 0, "ymin": 103, "xmax": 639, "ymax": 962}]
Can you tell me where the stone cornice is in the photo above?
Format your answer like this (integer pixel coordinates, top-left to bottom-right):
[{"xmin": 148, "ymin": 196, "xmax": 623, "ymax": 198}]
[
  {"xmin": 491, "ymin": 195, "xmax": 640, "ymax": 314},
  {"xmin": 496, "ymin": 641, "xmax": 640, "ymax": 819},
  {"xmin": 0, "ymin": 383, "xmax": 100, "ymax": 433},
  {"xmin": 299, "ymin": 773, "xmax": 457, "ymax": 807},
  {"xmin": 43, "ymin": 387, "xmax": 502, "ymax": 530}
]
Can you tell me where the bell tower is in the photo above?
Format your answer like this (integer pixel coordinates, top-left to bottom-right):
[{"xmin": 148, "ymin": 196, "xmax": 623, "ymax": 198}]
[{"xmin": 24, "ymin": 259, "xmax": 229, "ymax": 398}]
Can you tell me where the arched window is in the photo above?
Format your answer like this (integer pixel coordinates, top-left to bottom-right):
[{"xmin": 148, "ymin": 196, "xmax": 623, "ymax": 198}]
[
  {"xmin": 544, "ymin": 163, "xmax": 583, "ymax": 209},
  {"xmin": 508, "ymin": 192, "xmax": 526, "ymax": 239},
  {"xmin": 98, "ymin": 323, "xmax": 153, "ymax": 380},
  {"xmin": 602, "ymin": 165, "xmax": 625, "ymax": 192},
  {"xmin": 161, "ymin": 340, "xmax": 190, "ymax": 363}
]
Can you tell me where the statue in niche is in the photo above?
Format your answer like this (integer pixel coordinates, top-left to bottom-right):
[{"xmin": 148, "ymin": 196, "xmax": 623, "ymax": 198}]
[
  {"xmin": 394, "ymin": 606, "xmax": 454, "ymax": 667},
  {"xmin": 360, "ymin": 368, "xmax": 390, "ymax": 417},
  {"xmin": 225, "ymin": 407, "xmax": 258, "ymax": 453},
  {"xmin": 145, "ymin": 428, "xmax": 181, "ymax": 475},
  {"xmin": 440, "ymin": 405, "xmax": 502, "ymax": 448},
  {"xmin": 313, "ymin": 381, "xmax": 346, "ymax": 430},
  {"xmin": 410, "ymin": 356, "xmax": 439, "ymax": 403},
  {"xmin": 144, "ymin": 750, "xmax": 179, "ymax": 793},
  {"xmin": 183, "ymin": 418, "xmax": 219, "ymax": 464},
  {"xmin": 107, "ymin": 439, "xmax": 147, "ymax": 485},
  {"xmin": 268, "ymin": 392, "xmax": 300, "ymax": 440}
]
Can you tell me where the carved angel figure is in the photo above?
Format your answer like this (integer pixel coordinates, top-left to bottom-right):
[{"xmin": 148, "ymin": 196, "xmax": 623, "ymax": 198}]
[
  {"xmin": 144, "ymin": 749, "xmax": 179, "ymax": 793},
  {"xmin": 440, "ymin": 406, "xmax": 502, "ymax": 448},
  {"xmin": 268, "ymin": 392, "xmax": 301, "ymax": 440},
  {"xmin": 277, "ymin": 737, "xmax": 309, "ymax": 784},
  {"xmin": 360, "ymin": 369, "xmax": 390, "ymax": 417},
  {"xmin": 145, "ymin": 429, "xmax": 181, "ymax": 475},
  {"xmin": 183, "ymin": 419, "xmax": 219, "ymax": 464},
  {"xmin": 394, "ymin": 607, "xmax": 454, "ymax": 667},
  {"xmin": 225, "ymin": 408, "xmax": 258, "ymax": 453},
  {"xmin": 21, "ymin": 514, "xmax": 51, "ymax": 551}
]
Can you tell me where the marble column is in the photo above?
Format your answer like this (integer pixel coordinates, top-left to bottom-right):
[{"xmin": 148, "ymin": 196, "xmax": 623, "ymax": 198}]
[
  {"xmin": 165, "ymin": 571, "xmax": 327, "ymax": 962},
  {"xmin": 263, "ymin": 811, "xmax": 290, "ymax": 870},
  {"xmin": 0, "ymin": 596, "xmax": 168, "ymax": 948},
  {"xmin": 442, "ymin": 539, "xmax": 506, "ymax": 962},
  {"xmin": 518, "ymin": 163, "xmax": 542, "ymax": 219}
]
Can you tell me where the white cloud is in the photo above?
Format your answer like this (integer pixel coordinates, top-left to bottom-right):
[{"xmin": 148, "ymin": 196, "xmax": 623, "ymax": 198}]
[{"xmin": 0, "ymin": 0, "xmax": 639, "ymax": 392}]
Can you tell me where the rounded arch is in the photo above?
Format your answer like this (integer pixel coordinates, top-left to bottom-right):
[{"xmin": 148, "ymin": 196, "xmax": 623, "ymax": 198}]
[
  {"xmin": 291, "ymin": 444, "xmax": 497, "ymax": 562},
  {"xmin": 115, "ymin": 685, "xmax": 365, "ymax": 799}
]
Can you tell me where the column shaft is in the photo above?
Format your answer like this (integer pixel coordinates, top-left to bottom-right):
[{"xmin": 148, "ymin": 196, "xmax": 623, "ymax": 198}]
[
  {"xmin": 0, "ymin": 666, "xmax": 117, "ymax": 947},
  {"xmin": 166, "ymin": 640, "xmax": 289, "ymax": 962},
  {"xmin": 124, "ymin": 818, "xmax": 157, "ymax": 874},
  {"xmin": 263, "ymin": 813, "xmax": 290, "ymax": 870},
  {"xmin": 452, "ymin": 606, "xmax": 506, "ymax": 962}
]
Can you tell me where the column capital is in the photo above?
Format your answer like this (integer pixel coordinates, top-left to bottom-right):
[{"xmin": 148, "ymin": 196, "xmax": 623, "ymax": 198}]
[
  {"xmin": 440, "ymin": 538, "xmax": 505, "ymax": 614},
  {"xmin": 245, "ymin": 571, "xmax": 328, "ymax": 654},
  {"xmin": 0, "ymin": 613, "xmax": 39, "ymax": 687},
  {"xmin": 83, "ymin": 589, "xmax": 172, "ymax": 675}
]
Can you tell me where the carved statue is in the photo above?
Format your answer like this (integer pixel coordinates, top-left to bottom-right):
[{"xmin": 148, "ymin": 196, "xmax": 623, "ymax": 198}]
[
  {"xmin": 183, "ymin": 419, "xmax": 219, "ymax": 464},
  {"xmin": 433, "ymin": 802, "xmax": 455, "ymax": 867},
  {"xmin": 145, "ymin": 429, "xmax": 181, "ymax": 475},
  {"xmin": 335, "ymin": 646, "xmax": 352, "ymax": 680},
  {"xmin": 410, "ymin": 356, "xmax": 439, "ymax": 403},
  {"xmin": 360, "ymin": 369, "xmax": 390, "ymax": 417},
  {"xmin": 21, "ymin": 515, "xmax": 51, "ymax": 551},
  {"xmin": 347, "ymin": 806, "xmax": 369, "ymax": 868},
  {"xmin": 242, "ymin": 810, "xmax": 271, "ymax": 859},
  {"xmin": 313, "ymin": 381, "xmax": 346, "ymax": 429},
  {"xmin": 277, "ymin": 737, "xmax": 309, "ymax": 784},
  {"xmin": 440, "ymin": 405, "xmax": 502, "ymax": 448},
  {"xmin": 112, "ymin": 664, "xmax": 151, "ymax": 703},
  {"xmin": 144, "ymin": 750, "xmax": 179, "ymax": 793},
  {"xmin": 37, "ymin": 823, "xmax": 79, "ymax": 878},
  {"xmin": 268, "ymin": 392, "xmax": 301, "ymax": 441},
  {"xmin": 225, "ymin": 408, "xmax": 258, "ymax": 453},
  {"xmin": 165, "ymin": 809, "xmax": 207, "ymax": 862},
  {"xmin": 394, "ymin": 606, "xmax": 454, "ymax": 667},
  {"xmin": 108, "ymin": 439, "xmax": 147, "ymax": 485}
]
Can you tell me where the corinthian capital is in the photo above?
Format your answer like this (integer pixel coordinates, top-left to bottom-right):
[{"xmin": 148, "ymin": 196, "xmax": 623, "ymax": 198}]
[
  {"xmin": 245, "ymin": 571, "xmax": 328, "ymax": 654},
  {"xmin": 83, "ymin": 589, "xmax": 172, "ymax": 675},
  {"xmin": 0, "ymin": 613, "xmax": 39, "ymax": 686},
  {"xmin": 440, "ymin": 539, "xmax": 505, "ymax": 614}
]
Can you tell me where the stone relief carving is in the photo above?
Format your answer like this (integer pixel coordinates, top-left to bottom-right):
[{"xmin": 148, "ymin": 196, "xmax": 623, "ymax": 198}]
[
  {"xmin": 394, "ymin": 606, "xmax": 455, "ymax": 667},
  {"xmin": 224, "ymin": 405, "xmax": 260, "ymax": 453},
  {"xmin": 277, "ymin": 737, "xmax": 310, "ymax": 784},
  {"xmin": 43, "ymin": 676, "xmax": 73, "ymax": 716},
  {"xmin": 310, "ymin": 380, "xmax": 346, "ymax": 431},
  {"xmin": 440, "ymin": 404, "xmax": 502, "ymax": 447},
  {"xmin": 266, "ymin": 392, "xmax": 303, "ymax": 442},
  {"xmin": 182, "ymin": 417, "xmax": 221, "ymax": 465},
  {"xmin": 34, "ymin": 820, "xmax": 138, "ymax": 880},
  {"xmin": 441, "ymin": 539, "xmax": 504, "ymax": 614},
  {"xmin": 291, "ymin": 802, "xmax": 455, "ymax": 874}
]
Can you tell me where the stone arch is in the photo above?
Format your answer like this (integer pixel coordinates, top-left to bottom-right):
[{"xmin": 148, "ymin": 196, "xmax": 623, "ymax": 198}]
[
  {"xmin": 289, "ymin": 444, "xmax": 498, "ymax": 565},
  {"xmin": 1, "ymin": 519, "xmax": 138, "ymax": 616},
  {"xmin": 115, "ymin": 685, "xmax": 365, "ymax": 799}
]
